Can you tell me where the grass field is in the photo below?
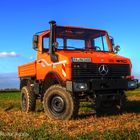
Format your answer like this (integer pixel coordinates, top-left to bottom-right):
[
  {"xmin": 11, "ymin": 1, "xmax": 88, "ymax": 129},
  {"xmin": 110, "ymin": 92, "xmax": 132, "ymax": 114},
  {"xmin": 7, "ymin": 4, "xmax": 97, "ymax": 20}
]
[{"xmin": 0, "ymin": 89, "xmax": 140, "ymax": 140}]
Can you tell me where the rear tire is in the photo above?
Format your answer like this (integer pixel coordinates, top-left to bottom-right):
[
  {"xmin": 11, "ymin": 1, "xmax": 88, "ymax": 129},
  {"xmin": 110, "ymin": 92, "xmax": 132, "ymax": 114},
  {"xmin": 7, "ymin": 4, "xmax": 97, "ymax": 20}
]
[
  {"xmin": 96, "ymin": 100, "xmax": 115, "ymax": 115},
  {"xmin": 43, "ymin": 85, "xmax": 79, "ymax": 120},
  {"xmin": 95, "ymin": 92, "xmax": 127, "ymax": 115},
  {"xmin": 21, "ymin": 86, "xmax": 36, "ymax": 112}
]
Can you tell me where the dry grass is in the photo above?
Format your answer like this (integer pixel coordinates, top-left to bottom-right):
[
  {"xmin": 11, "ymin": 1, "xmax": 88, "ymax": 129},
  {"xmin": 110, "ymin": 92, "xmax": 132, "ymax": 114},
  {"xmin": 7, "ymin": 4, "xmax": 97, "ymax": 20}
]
[
  {"xmin": 0, "ymin": 90, "xmax": 140, "ymax": 139},
  {"xmin": 0, "ymin": 109, "xmax": 140, "ymax": 137}
]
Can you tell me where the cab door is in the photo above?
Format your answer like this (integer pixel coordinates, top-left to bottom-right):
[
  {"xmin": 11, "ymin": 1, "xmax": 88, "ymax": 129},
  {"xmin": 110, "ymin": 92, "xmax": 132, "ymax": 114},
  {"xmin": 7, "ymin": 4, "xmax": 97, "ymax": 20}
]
[{"xmin": 36, "ymin": 36, "xmax": 52, "ymax": 80}]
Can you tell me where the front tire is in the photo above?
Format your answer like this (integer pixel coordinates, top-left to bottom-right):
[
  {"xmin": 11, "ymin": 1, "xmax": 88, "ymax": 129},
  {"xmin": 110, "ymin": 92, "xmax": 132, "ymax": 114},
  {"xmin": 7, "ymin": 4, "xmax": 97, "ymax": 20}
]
[
  {"xmin": 43, "ymin": 85, "xmax": 79, "ymax": 120},
  {"xmin": 21, "ymin": 86, "xmax": 36, "ymax": 112}
]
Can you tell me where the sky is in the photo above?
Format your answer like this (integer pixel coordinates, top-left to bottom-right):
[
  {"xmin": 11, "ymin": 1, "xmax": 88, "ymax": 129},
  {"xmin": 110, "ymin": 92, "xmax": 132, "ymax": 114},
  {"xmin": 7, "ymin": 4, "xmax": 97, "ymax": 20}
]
[{"xmin": 0, "ymin": 0, "xmax": 140, "ymax": 88}]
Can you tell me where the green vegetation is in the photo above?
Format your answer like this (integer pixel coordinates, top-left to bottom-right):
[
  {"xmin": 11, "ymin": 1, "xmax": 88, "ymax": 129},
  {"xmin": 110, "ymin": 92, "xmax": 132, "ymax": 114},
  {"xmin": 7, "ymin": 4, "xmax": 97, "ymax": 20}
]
[
  {"xmin": 78, "ymin": 129, "xmax": 140, "ymax": 140},
  {"xmin": 138, "ymin": 83, "xmax": 140, "ymax": 88},
  {"xmin": 126, "ymin": 87, "xmax": 140, "ymax": 96},
  {"xmin": 0, "ymin": 89, "xmax": 140, "ymax": 139},
  {"xmin": 0, "ymin": 91, "xmax": 20, "ymax": 99},
  {"xmin": 0, "ymin": 92, "xmax": 20, "ymax": 110}
]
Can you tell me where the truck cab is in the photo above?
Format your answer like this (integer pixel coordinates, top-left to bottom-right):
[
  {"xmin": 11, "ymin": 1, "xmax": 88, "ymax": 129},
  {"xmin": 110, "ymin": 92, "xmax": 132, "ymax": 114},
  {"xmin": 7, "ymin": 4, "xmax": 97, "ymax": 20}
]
[{"xmin": 18, "ymin": 21, "xmax": 136, "ymax": 120}]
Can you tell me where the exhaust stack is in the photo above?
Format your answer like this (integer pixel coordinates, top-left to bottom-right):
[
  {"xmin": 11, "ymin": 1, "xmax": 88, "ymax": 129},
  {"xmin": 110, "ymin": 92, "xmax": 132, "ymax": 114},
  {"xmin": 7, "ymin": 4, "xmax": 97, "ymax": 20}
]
[{"xmin": 49, "ymin": 21, "xmax": 58, "ymax": 62}]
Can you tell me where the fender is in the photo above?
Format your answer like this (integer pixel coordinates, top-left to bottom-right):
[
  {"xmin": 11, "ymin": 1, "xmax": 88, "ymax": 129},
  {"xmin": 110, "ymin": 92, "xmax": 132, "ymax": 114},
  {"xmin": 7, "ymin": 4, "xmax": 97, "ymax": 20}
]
[
  {"xmin": 20, "ymin": 76, "xmax": 35, "ymax": 89},
  {"xmin": 43, "ymin": 71, "xmax": 64, "ymax": 92}
]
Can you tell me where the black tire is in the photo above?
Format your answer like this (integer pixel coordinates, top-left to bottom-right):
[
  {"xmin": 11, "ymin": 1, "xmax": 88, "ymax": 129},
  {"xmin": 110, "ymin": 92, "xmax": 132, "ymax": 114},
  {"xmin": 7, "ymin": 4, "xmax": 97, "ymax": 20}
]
[
  {"xmin": 43, "ymin": 85, "xmax": 79, "ymax": 120},
  {"xmin": 21, "ymin": 86, "xmax": 36, "ymax": 112},
  {"xmin": 96, "ymin": 92, "xmax": 127, "ymax": 115},
  {"xmin": 96, "ymin": 100, "xmax": 115, "ymax": 115},
  {"xmin": 117, "ymin": 93, "xmax": 127, "ymax": 113}
]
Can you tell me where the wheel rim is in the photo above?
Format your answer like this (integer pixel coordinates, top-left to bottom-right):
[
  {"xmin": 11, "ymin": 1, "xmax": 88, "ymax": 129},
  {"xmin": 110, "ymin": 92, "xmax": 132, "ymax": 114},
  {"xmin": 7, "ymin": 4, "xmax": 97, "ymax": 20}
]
[
  {"xmin": 48, "ymin": 94, "xmax": 66, "ymax": 116},
  {"xmin": 22, "ymin": 93, "xmax": 27, "ymax": 111}
]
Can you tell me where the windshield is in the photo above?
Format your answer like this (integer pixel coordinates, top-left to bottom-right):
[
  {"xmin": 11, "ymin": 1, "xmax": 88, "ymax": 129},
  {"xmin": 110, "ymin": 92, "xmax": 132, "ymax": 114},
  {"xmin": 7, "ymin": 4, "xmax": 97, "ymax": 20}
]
[
  {"xmin": 56, "ymin": 35, "xmax": 109, "ymax": 51},
  {"xmin": 55, "ymin": 26, "xmax": 110, "ymax": 52},
  {"xmin": 43, "ymin": 27, "xmax": 111, "ymax": 52}
]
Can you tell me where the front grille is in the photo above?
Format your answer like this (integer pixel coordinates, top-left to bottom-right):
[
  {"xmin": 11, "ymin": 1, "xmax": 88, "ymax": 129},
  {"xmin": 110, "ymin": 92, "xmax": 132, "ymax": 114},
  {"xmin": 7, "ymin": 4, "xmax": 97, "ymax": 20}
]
[{"xmin": 72, "ymin": 63, "xmax": 130, "ymax": 79}]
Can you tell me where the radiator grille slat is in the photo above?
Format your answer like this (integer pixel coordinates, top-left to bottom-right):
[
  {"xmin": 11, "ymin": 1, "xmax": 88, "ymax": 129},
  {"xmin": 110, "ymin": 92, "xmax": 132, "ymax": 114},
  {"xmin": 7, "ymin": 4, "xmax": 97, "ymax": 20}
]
[{"xmin": 72, "ymin": 63, "xmax": 130, "ymax": 79}]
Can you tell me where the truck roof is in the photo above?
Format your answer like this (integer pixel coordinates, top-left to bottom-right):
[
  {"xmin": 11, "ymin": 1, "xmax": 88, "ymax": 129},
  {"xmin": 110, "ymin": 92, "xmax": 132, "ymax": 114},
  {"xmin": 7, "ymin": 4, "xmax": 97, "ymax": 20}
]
[
  {"xmin": 35, "ymin": 25, "xmax": 107, "ymax": 36},
  {"xmin": 58, "ymin": 25, "xmax": 107, "ymax": 33},
  {"xmin": 56, "ymin": 26, "xmax": 107, "ymax": 39}
]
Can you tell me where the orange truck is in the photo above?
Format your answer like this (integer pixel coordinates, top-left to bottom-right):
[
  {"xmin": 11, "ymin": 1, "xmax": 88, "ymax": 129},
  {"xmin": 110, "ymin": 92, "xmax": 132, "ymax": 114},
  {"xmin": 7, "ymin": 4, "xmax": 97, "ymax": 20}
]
[{"xmin": 18, "ymin": 21, "xmax": 136, "ymax": 120}]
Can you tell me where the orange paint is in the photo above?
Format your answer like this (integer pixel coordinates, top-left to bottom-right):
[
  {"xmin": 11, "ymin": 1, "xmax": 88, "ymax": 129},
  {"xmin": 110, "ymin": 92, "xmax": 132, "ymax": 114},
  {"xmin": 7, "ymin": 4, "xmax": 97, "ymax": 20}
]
[{"xmin": 18, "ymin": 24, "xmax": 131, "ymax": 81}]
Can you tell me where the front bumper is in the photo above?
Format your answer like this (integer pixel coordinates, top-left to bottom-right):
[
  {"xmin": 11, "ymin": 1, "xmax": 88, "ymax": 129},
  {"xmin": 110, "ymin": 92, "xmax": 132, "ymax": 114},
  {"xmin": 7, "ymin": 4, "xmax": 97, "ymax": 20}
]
[{"xmin": 66, "ymin": 79, "xmax": 133, "ymax": 92}]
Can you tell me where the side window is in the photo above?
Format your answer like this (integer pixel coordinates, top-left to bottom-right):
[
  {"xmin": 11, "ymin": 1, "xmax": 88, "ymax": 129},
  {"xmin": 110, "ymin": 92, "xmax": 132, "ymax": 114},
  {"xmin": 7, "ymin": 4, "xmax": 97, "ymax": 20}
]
[
  {"xmin": 43, "ymin": 37, "xmax": 64, "ymax": 50},
  {"xmin": 43, "ymin": 37, "xmax": 49, "ymax": 49}
]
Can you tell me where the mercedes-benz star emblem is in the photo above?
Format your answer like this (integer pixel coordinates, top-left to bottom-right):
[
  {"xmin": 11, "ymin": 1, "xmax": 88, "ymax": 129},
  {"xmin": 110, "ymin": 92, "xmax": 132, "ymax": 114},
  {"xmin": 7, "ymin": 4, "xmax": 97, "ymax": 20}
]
[{"xmin": 99, "ymin": 65, "xmax": 108, "ymax": 76}]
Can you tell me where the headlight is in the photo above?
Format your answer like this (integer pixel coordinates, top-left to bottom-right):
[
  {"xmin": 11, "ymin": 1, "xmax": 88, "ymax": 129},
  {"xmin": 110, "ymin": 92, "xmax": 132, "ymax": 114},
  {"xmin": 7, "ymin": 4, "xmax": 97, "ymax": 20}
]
[
  {"xmin": 73, "ymin": 82, "xmax": 88, "ymax": 92},
  {"xmin": 72, "ymin": 57, "xmax": 91, "ymax": 62}
]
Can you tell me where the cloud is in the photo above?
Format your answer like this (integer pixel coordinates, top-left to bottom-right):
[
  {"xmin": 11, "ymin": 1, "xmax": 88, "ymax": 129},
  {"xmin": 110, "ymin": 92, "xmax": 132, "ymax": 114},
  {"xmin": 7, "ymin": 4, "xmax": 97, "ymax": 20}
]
[{"xmin": 0, "ymin": 51, "xmax": 19, "ymax": 58}]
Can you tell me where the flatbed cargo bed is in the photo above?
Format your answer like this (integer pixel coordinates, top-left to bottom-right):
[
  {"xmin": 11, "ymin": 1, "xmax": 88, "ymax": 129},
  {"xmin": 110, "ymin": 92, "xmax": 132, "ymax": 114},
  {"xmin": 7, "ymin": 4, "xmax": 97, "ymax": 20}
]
[{"xmin": 18, "ymin": 61, "xmax": 36, "ymax": 78}]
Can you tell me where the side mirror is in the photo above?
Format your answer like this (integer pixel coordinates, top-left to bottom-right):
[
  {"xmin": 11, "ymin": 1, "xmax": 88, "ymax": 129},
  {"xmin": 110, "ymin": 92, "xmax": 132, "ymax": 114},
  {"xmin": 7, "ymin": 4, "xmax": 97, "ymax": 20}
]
[
  {"xmin": 33, "ymin": 35, "xmax": 38, "ymax": 50},
  {"xmin": 114, "ymin": 45, "xmax": 120, "ymax": 53}
]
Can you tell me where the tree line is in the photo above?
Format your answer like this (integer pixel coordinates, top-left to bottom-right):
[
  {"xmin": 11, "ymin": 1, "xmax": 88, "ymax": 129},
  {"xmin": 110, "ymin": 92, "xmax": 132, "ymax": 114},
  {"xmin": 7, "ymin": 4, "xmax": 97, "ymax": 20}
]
[{"xmin": 0, "ymin": 88, "xmax": 20, "ymax": 92}]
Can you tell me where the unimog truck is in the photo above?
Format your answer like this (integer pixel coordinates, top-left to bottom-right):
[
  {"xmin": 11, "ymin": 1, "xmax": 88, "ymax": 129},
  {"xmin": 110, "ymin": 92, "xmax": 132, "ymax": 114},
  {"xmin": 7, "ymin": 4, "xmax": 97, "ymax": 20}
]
[{"xmin": 18, "ymin": 21, "xmax": 136, "ymax": 120}]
